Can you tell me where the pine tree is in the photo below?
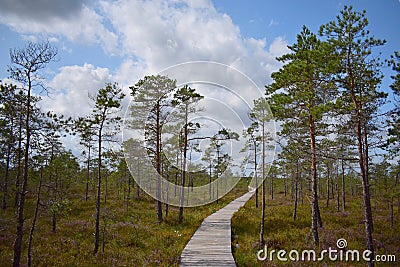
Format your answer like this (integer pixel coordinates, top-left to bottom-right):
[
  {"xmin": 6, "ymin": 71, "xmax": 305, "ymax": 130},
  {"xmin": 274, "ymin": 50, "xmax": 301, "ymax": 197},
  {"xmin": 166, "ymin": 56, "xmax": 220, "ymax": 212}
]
[
  {"xmin": 8, "ymin": 41, "xmax": 57, "ymax": 267},
  {"xmin": 87, "ymin": 82, "xmax": 124, "ymax": 255},
  {"xmin": 320, "ymin": 7, "xmax": 387, "ymax": 263},
  {"xmin": 266, "ymin": 26, "xmax": 337, "ymax": 245},
  {"xmin": 171, "ymin": 85, "xmax": 203, "ymax": 223},
  {"xmin": 129, "ymin": 75, "xmax": 176, "ymax": 222},
  {"xmin": 248, "ymin": 98, "xmax": 274, "ymax": 246}
]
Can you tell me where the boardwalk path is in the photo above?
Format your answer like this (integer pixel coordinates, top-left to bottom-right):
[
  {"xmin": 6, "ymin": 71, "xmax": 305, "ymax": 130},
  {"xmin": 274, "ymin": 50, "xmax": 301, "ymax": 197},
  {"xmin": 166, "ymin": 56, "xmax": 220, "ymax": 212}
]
[{"xmin": 180, "ymin": 191, "xmax": 254, "ymax": 266}]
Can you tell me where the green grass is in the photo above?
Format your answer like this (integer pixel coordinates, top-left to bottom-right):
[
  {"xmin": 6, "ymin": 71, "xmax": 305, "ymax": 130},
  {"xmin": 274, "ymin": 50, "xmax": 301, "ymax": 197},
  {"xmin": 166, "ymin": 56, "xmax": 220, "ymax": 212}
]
[
  {"xmin": 0, "ymin": 178, "xmax": 248, "ymax": 266},
  {"xmin": 232, "ymin": 189, "xmax": 400, "ymax": 266}
]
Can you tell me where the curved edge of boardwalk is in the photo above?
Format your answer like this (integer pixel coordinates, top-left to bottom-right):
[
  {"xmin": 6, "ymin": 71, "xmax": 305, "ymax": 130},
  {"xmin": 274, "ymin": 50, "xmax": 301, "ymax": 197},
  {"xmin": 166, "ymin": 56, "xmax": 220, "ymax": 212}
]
[{"xmin": 180, "ymin": 191, "xmax": 254, "ymax": 267}]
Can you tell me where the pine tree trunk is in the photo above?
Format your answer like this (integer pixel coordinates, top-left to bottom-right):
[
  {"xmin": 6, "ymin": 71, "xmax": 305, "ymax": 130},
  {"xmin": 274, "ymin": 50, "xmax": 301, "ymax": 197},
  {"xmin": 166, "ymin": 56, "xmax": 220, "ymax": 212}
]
[
  {"xmin": 156, "ymin": 107, "xmax": 163, "ymax": 223},
  {"xmin": 13, "ymin": 80, "xmax": 32, "ymax": 267},
  {"xmin": 284, "ymin": 176, "xmax": 287, "ymax": 197},
  {"xmin": 354, "ymin": 100, "xmax": 374, "ymax": 266},
  {"xmin": 342, "ymin": 159, "xmax": 346, "ymax": 211},
  {"xmin": 363, "ymin": 124, "xmax": 374, "ymax": 231},
  {"xmin": 27, "ymin": 169, "xmax": 43, "ymax": 267},
  {"xmin": 178, "ymin": 106, "xmax": 189, "ymax": 223},
  {"xmin": 94, "ymin": 129, "xmax": 102, "ymax": 254},
  {"xmin": 293, "ymin": 179, "xmax": 298, "ymax": 221},
  {"xmin": 208, "ymin": 163, "xmax": 212, "ymax": 199},
  {"xmin": 259, "ymin": 118, "xmax": 266, "ymax": 246},
  {"xmin": 271, "ymin": 173, "xmax": 274, "ymax": 200},
  {"xmin": 293, "ymin": 161, "xmax": 299, "ymax": 221},
  {"xmin": 254, "ymin": 140, "xmax": 258, "ymax": 208},
  {"xmin": 127, "ymin": 163, "xmax": 131, "ymax": 201},
  {"xmin": 15, "ymin": 118, "xmax": 22, "ymax": 208},
  {"xmin": 136, "ymin": 160, "xmax": 140, "ymax": 198},
  {"xmin": 346, "ymin": 48, "xmax": 374, "ymax": 265},
  {"xmin": 335, "ymin": 162, "xmax": 339, "ymax": 212},
  {"xmin": 326, "ymin": 165, "xmax": 330, "ymax": 208},
  {"xmin": 336, "ymin": 182, "xmax": 340, "ymax": 212},
  {"xmin": 216, "ymin": 148, "xmax": 219, "ymax": 205},
  {"xmin": 331, "ymin": 170, "xmax": 335, "ymax": 199},
  {"xmin": 259, "ymin": 179, "xmax": 266, "ymax": 246},
  {"xmin": 309, "ymin": 113, "xmax": 320, "ymax": 245},
  {"xmin": 186, "ymin": 173, "xmax": 190, "ymax": 206},
  {"xmin": 85, "ymin": 146, "xmax": 90, "ymax": 201},
  {"xmin": 2, "ymin": 143, "xmax": 11, "ymax": 210},
  {"xmin": 165, "ymin": 176, "xmax": 169, "ymax": 218}
]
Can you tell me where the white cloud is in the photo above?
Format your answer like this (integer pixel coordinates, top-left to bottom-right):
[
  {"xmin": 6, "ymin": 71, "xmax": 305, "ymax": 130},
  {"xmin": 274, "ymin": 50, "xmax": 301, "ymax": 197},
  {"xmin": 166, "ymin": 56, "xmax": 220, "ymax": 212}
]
[
  {"xmin": 269, "ymin": 37, "xmax": 288, "ymax": 57},
  {"xmin": 0, "ymin": 4, "xmax": 118, "ymax": 54},
  {"xmin": 0, "ymin": 0, "xmax": 291, "ymax": 177},
  {"xmin": 113, "ymin": 59, "xmax": 148, "ymax": 86},
  {"xmin": 3, "ymin": 0, "xmax": 289, "ymax": 158},
  {"xmin": 102, "ymin": 2, "xmax": 236, "ymax": 65},
  {"xmin": 2, "ymin": 0, "xmax": 289, "ymax": 90},
  {"xmin": 100, "ymin": 0, "xmax": 288, "ymax": 88},
  {"xmin": 42, "ymin": 63, "xmax": 112, "ymax": 117}
]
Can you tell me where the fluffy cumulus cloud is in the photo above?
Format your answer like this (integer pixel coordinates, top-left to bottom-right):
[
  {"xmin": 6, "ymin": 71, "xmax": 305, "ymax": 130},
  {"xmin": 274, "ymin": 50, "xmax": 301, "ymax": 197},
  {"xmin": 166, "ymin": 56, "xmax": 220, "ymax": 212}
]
[
  {"xmin": 101, "ymin": 0, "xmax": 286, "ymax": 81},
  {"xmin": 113, "ymin": 59, "xmax": 148, "ymax": 86},
  {"xmin": 0, "ymin": 0, "xmax": 118, "ymax": 53},
  {"xmin": 0, "ymin": 0, "xmax": 286, "ymax": 170},
  {"xmin": 42, "ymin": 63, "xmax": 112, "ymax": 117},
  {"xmin": 2, "ymin": 0, "xmax": 289, "ymax": 124}
]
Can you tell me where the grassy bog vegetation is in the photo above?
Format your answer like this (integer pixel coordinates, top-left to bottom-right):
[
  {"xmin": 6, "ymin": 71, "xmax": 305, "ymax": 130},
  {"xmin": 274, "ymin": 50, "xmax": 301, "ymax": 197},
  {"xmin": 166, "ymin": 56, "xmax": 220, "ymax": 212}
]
[
  {"xmin": 232, "ymin": 179, "xmax": 400, "ymax": 266},
  {"xmin": 0, "ymin": 177, "xmax": 248, "ymax": 266}
]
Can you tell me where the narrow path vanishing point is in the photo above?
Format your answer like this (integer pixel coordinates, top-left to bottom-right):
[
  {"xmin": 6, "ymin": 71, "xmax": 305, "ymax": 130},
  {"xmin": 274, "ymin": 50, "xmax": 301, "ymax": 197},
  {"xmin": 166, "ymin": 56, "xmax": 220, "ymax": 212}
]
[{"xmin": 180, "ymin": 190, "xmax": 254, "ymax": 267}]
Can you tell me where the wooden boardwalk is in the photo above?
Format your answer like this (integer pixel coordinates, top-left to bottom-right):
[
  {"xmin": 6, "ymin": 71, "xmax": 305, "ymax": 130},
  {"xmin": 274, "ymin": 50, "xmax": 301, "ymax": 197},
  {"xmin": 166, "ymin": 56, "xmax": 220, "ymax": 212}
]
[{"xmin": 180, "ymin": 191, "xmax": 254, "ymax": 267}]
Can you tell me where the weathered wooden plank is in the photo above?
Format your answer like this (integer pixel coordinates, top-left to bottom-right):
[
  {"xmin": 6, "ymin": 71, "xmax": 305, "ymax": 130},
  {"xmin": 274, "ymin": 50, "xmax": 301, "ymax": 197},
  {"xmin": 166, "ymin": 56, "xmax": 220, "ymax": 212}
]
[{"xmin": 180, "ymin": 191, "xmax": 254, "ymax": 266}]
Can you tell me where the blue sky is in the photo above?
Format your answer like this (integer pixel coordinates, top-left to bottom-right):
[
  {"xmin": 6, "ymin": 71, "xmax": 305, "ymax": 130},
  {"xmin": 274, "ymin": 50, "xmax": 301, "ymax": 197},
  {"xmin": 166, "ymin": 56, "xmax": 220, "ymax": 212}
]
[{"xmin": 0, "ymin": 0, "xmax": 399, "ymax": 118}]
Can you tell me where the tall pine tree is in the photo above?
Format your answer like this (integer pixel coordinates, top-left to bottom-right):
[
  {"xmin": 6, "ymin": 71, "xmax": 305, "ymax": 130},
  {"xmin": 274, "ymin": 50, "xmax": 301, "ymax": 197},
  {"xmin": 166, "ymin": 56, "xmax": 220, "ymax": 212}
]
[
  {"xmin": 320, "ymin": 7, "xmax": 387, "ymax": 264},
  {"xmin": 266, "ymin": 26, "xmax": 337, "ymax": 245}
]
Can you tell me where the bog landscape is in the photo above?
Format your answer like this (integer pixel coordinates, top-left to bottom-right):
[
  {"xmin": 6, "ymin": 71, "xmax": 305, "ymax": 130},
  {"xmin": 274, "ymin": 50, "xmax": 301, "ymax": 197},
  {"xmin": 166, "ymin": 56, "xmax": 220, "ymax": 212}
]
[{"xmin": 0, "ymin": 2, "xmax": 399, "ymax": 267}]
